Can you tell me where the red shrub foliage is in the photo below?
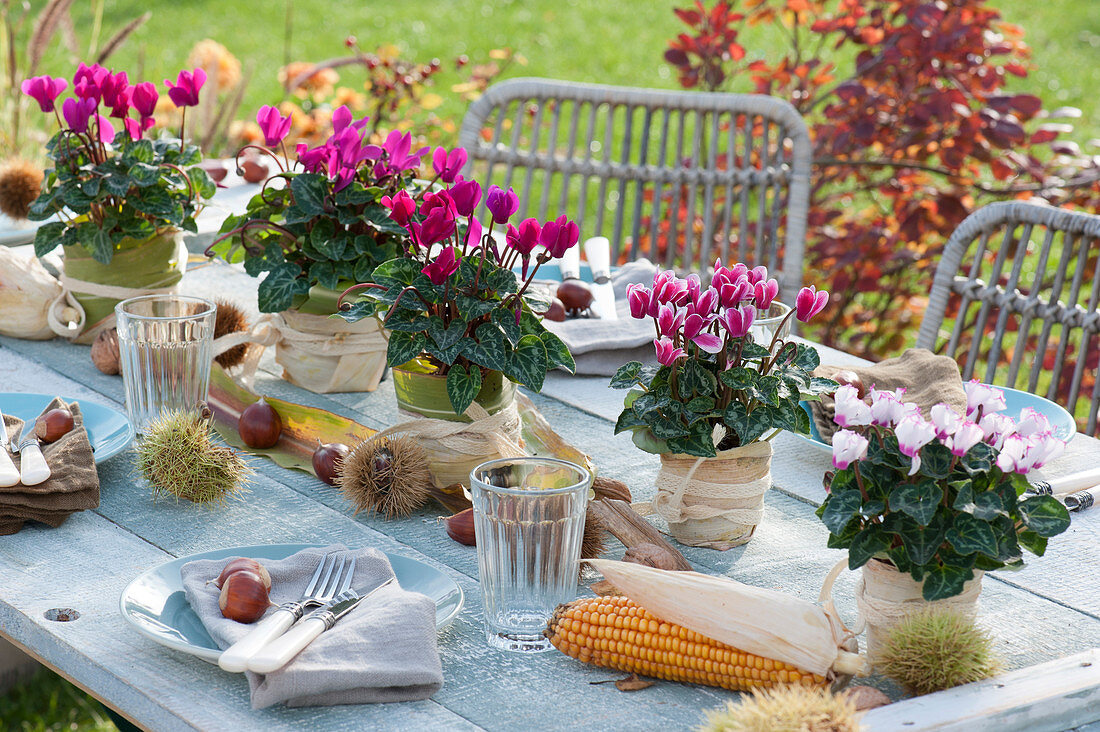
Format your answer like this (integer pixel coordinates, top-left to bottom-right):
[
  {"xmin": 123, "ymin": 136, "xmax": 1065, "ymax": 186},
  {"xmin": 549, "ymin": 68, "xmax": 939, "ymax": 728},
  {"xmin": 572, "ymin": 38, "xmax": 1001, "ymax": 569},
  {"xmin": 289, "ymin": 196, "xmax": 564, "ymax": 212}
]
[{"xmin": 664, "ymin": 0, "xmax": 1100, "ymax": 359}]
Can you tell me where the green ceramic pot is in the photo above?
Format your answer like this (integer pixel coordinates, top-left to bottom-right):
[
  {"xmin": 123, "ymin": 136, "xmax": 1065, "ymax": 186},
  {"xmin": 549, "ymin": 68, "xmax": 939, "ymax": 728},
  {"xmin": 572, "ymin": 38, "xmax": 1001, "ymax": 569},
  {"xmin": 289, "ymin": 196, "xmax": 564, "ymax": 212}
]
[{"xmin": 392, "ymin": 358, "xmax": 516, "ymax": 422}]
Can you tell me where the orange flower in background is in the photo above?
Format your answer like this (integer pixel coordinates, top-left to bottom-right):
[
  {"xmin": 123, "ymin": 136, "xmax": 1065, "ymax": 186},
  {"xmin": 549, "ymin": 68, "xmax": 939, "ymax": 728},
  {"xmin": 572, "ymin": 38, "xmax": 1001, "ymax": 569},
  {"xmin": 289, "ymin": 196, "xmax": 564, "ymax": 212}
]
[
  {"xmin": 279, "ymin": 62, "xmax": 339, "ymax": 97},
  {"xmin": 186, "ymin": 39, "xmax": 242, "ymax": 92}
]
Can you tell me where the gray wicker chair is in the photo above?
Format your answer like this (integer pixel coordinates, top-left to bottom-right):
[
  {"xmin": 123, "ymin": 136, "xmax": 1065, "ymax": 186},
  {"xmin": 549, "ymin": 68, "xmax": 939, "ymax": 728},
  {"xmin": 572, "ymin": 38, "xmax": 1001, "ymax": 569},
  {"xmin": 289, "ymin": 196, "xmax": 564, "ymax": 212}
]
[
  {"xmin": 458, "ymin": 78, "xmax": 812, "ymax": 295},
  {"xmin": 916, "ymin": 201, "xmax": 1100, "ymax": 434}
]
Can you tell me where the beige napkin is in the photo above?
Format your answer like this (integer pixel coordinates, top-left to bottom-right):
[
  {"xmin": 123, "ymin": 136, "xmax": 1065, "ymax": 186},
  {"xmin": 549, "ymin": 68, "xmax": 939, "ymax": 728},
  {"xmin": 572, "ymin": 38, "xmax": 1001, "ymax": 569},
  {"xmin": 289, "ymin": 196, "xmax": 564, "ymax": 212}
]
[
  {"xmin": 180, "ymin": 544, "xmax": 443, "ymax": 709},
  {"xmin": 810, "ymin": 348, "xmax": 968, "ymax": 443},
  {"xmin": 0, "ymin": 399, "xmax": 100, "ymax": 535}
]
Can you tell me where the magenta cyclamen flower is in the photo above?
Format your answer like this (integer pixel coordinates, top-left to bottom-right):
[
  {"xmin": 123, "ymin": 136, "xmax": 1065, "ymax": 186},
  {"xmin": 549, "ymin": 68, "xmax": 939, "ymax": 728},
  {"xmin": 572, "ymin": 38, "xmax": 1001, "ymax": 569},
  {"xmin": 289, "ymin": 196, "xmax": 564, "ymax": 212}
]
[
  {"xmin": 100, "ymin": 71, "xmax": 130, "ymax": 118},
  {"xmin": 330, "ymin": 105, "xmax": 369, "ymax": 134},
  {"xmin": 419, "ymin": 190, "xmax": 458, "ymax": 220},
  {"xmin": 506, "ymin": 218, "xmax": 541, "ymax": 256},
  {"xmin": 382, "ymin": 190, "xmax": 416, "ymax": 227},
  {"xmin": 376, "ymin": 130, "xmax": 427, "ymax": 177},
  {"xmin": 719, "ymin": 305, "xmax": 755, "ymax": 338},
  {"xmin": 753, "ymin": 278, "xmax": 779, "ymax": 310},
  {"xmin": 795, "ymin": 285, "xmax": 829, "ymax": 323},
  {"xmin": 62, "ymin": 97, "xmax": 97, "ymax": 134},
  {"xmin": 410, "ymin": 208, "xmax": 456, "ymax": 248},
  {"xmin": 21, "ymin": 75, "xmax": 67, "ymax": 112},
  {"xmin": 689, "ymin": 287, "xmax": 720, "ymax": 319},
  {"xmin": 432, "ymin": 147, "xmax": 467, "ymax": 183},
  {"xmin": 73, "ymin": 63, "xmax": 109, "ymax": 101},
  {"xmin": 421, "ymin": 246, "xmax": 461, "ymax": 285},
  {"xmin": 486, "ymin": 185, "xmax": 519, "ymax": 224},
  {"xmin": 539, "ymin": 214, "xmax": 579, "ymax": 258},
  {"xmin": 747, "ymin": 265, "xmax": 768, "ymax": 284},
  {"xmin": 832, "ymin": 430, "xmax": 869, "ymax": 470},
  {"xmin": 256, "ymin": 105, "xmax": 292, "ymax": 147},
  {"xmin": 626, "ymin": 284, "xmax": 652, "ymax": 320},
  {"xmin": 653, "ymin": 270, "xmax": 689, "ymax": 307},
  {"xmin": 449, "ymin": 179, "xmax": 481, "ymax": 217},
  {"xmin": 164, "ymin": 68, "xmax": 206, "ymax": 107},
  {"xmin": 683, "ymin": 313, "xmax": 722, "ymax": 353},
  {"xmin": 130, "ymin": 82, "xmax": 158, "ymax": 125},
  {"xmin": 94, "ymin": 114, "xmax": 115, "ymax": 145},
  {"xmin": 718, "ymin": 277, "xmax": 751, "ymax": 309},
  {"xmin": 297, "ymin": 143, "xmax": 329, "ymax": 174},
  {"xmin": 465, "ymin": 217, "xmax": 483, "ymax": 250},
  {"xmin": 653, "ymin": 336, "xmax": 686, "ymax": 367}
]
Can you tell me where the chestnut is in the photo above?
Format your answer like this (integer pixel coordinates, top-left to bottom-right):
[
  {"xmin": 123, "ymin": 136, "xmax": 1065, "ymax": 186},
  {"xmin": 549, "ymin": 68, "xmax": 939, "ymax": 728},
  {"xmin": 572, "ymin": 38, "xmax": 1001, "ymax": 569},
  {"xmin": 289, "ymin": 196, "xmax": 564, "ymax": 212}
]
[
  {"xmin": 238, "ymin": 397, "xmax": 282, "ymax": 449},
  {"xmin": 445, "ymin": 508, "xmax": 476, "ymax": 546},
  {"xmin": 239, "ymin": 158, "xmax": 269, "ymax": 184},
  {"xmin": 543, "ymin": 298, "xmax": 567, "ymax": 322},
  {"xmin": 556, "ymin": 280, "xmax": 594, "ymax": 312},
  {"xmin": 218, "ymin": 570, "xmax": 272, "ymax": 623},
  {"xmin": 214, "ymin": 557, "xmax": 272, "ymax": 591},
  {"xmin": 35, "ymin": 407, "xmax": 74, "ymax": 443},
  {"xmin": 312, "ymin": 441, "xmax": 349, "ymax": 486}
]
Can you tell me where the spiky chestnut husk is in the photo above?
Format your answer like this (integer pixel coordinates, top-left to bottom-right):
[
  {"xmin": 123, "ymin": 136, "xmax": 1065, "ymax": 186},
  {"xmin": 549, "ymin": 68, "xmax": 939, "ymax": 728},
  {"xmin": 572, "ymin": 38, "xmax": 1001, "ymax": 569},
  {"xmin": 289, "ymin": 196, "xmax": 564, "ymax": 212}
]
[
  {"xmin": 0, "ymin": 159, "xmax": 44, "ymax": 220},
  {"xmin": 137, "ymin": 409, "xmax": 252, "ymax": 506},
  {"xmin": 877, "ymin": 607, "xmax": 999, "ymax": 696},
  {"xmin": 337, "ymin": 434, "xmax": 431, "ymax": 519},
  {"xmin": 212, "ymin": 299, "xmax": 250, "ymax": 369},
  {"xmin": 698, "ymin": 684, "xmax": 861, "ymax": 732},
  {"xmin": 581, "ymin": 507, "xmax": 607, "ymax": 560}
]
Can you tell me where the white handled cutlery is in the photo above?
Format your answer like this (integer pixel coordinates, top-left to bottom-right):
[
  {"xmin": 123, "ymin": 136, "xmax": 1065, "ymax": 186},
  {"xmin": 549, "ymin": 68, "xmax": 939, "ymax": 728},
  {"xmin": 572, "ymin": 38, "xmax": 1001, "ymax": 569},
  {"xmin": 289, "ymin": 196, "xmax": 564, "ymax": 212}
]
[
  {"xmin": 0, "ymin": 408, "xmax": 18, "ymax": 487},
  {"xmin": 247, "ymin": 577, "xmax": 397, "ymax": 674},
  {"xmin": 12, "ymin": 424, "xmax": 50, "ymax": 486},
  {"xmin": 584, "ymin": 237, "xmax": 617, "ymax": 320}
]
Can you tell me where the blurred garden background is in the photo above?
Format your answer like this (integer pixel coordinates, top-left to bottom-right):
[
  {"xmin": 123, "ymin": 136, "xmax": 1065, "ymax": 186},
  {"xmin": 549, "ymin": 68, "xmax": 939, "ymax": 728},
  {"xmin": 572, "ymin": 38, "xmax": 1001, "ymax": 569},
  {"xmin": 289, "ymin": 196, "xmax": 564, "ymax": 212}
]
[{"xmin": 2, "ymin": 0, "xmax": 1098, "ymax": 728}]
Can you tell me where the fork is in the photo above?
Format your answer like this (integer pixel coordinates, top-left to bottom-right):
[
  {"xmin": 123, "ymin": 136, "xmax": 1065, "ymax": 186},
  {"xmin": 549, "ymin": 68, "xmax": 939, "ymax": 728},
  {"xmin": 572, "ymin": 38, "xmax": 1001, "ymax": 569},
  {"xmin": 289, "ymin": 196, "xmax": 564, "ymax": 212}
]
[
  {"xmin": 218, "ymin": 551, "xmax": 356, "ymax": 672},
  {"xmin": 0, "ymin": 407, "xmax": 19, "ymax": 488}
]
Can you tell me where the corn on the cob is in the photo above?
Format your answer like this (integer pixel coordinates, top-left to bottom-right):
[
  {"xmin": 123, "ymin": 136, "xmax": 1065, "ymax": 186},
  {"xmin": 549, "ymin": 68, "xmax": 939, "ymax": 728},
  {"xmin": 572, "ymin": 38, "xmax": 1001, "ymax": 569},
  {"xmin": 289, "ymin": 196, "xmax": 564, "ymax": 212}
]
[{"xmin": 546, "ymin": 595, "xmax": 827, "ymax": 691}]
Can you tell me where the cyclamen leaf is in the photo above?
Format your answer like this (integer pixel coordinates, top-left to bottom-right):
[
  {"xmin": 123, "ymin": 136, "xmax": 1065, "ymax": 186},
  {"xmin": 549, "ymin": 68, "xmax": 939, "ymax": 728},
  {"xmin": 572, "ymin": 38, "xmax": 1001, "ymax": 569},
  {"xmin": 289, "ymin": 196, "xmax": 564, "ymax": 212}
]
[
  {"xmin": 821, "ymin": 490, "xmax": 863, "ymax": 536},
  {"xmin": 386, "ymin": 331, "xmax": 426, "ymax": 368},
  {"xmin": 920, "ymin": 564, "xmax": 973, "ymax": 602},
  {"xmin": 889, "ymin": 479, "xmax": 943, "ymax": 527},
  {"xmin": 611, "ymin": 362, "xmax": 643, "ymax": 389},
  {"xmin": 665, "ymin": 422, "xmax": 718, "ymax": 458},
  {"xmin": 257, "ymin": 262, "xmax": 309, "ymax": 313},
  {"xmin": 446, "ymin": 364, "xmax": 482, "ymax": 415},
  {"xmin": 467, "ymin": 323, "xmax": 511, "ymax": 373},
  {"xmin": 739, "ymin": 342, "xmax": 771, "ymax": 360},
  {"xmin": 291, "ymin": 173, "xmax": 329, "ymax": 217},
  {"xmin": 719, "ymin": 367, "xmax": 755, "ymax": 390},
  {"xmin": 1018, "ymin": 495, "xmax": 1071, "ymax": 538},
  {"xmin": 371, "ymin": 258, "xmax": 422, "ymax": 288},
  {"xmin": 33, "ymin": 222, "xmax": 67, "ymax": 257},
  {"xmin": 945, "ymin": 513, "xmax": 1000, "ymax": 557},
  {"xmin": 887, "ymin": 513, "xmax": 948, "ymax": 567},
  {"xmin": 129, "ymin": 162, "xmax": 161, "ymax": 187},
  {"xmin": 848, "ymin": 525, "xmax": 892, "ymax": 569},
  {"xmin": 539, "ymin": 331, "xmax": 575, "ymax": 373},
  {"xmin": 679, "ymin": 360, "xmax": 716, "ymax": 395},
  {"xmin": 614, "ymin": 408, "xmax": 647, "ymax": 435},
  {"xmin": 492, "ymin": 308, "xmax": 521, "ymax": 345},
  {"xmin": 507, "ymin": 334, "xmax": 548, "ymax": 392},
  {"xmin": 426, "ymin": 316, "xmax": 467, "ymax": 349}
]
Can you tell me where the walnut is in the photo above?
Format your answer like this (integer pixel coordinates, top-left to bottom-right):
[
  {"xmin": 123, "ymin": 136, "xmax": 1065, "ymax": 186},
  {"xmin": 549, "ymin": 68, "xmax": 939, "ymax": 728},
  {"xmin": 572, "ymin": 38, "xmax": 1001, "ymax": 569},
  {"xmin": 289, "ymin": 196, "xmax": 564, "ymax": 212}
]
[
  {"xmin": 592, "ymin": 476, "xmax": 632, "ymax": 503},
  {"xmin": 91, "ymin": 328, "xmax": 121, "ymax": 375}
]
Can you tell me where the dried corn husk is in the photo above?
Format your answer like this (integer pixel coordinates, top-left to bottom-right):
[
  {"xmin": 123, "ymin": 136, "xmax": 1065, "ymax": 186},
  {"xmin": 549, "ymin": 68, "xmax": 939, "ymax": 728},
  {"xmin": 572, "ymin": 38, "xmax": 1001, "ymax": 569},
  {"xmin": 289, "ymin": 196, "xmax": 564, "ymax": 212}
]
[
  {"xmin": 587, "ymin": 559, "xmax": 868, "ymax": 680},
  {"xmin": 0, "ymin": 247, "xmax": 62, "ymax": 339}
]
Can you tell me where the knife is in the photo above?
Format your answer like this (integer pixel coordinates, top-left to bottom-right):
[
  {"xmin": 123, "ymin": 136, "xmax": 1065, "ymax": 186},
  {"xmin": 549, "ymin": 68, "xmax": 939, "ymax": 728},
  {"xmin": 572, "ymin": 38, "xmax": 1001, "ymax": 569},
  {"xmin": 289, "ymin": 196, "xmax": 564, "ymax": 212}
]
[
  {"xmin": 246, "ymin": 577, "xmax": 398, "ymax": 674},
  {"xmin": 584, "ymin": 237, "xmax": 617, "ymax": 320},
  {"xmin": 12, "ymin": 424, "xmax": 50, "ymax": 486},
  {"xmin": 0, "ymin": 408, "xmax": 18, "ymax": 487},
  {"xmin": 557, "ymin": 240, "xmax": 581, "ymax": 282},
  {"xmin": 1026, "ymin": 467, "xmax": 1100, "ymax": 496}
]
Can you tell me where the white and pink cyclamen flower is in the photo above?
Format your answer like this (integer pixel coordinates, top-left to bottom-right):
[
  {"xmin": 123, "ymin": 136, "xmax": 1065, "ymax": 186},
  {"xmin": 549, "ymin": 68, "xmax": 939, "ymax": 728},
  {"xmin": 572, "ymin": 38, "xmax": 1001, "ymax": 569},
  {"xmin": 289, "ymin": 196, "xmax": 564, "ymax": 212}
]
[
  {"xmin": 834, "ymin": 384, "xmax": 872, "ymax": 428},
  {"xmin": 929, "ymin": 403, "xmax": 964, "ymax": 440},
  {"xmin": 964, "ymin": 380, "xmax": 1007, "ymax": 418},
  {"xmin": 946, "ymin": 421, "xmax": 985, "ymax": 456},
  {"xmin": 895, "ymin": 413, "xmax": 937, "ymax": 475},
  {"xmin": 832, "ymin": 430, "xmax": 869, "ymax": 470},
  {"xmin": 868, "ymin": 389, "xmax": 907, "ymax": 427}
]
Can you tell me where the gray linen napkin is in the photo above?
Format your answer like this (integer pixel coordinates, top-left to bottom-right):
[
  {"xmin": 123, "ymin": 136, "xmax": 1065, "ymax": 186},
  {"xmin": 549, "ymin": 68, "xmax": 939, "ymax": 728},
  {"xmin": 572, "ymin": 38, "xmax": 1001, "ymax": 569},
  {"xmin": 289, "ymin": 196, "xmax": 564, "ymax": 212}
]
[
  {"xmin": 542, "ymin": 259, "xmax": 658, "ymax": 376},
  {"xmin": 180, "ymin": 544, "xmax": 442, "ymax": 709}
]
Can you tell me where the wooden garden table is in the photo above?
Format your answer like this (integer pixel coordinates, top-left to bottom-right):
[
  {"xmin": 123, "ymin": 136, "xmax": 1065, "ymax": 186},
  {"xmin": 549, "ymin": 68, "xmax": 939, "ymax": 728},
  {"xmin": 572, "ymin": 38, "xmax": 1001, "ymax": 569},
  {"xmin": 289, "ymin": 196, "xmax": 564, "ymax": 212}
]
[{"xmin": 2, "ymin": 256, "xmax": 1100, "ymax": 731}]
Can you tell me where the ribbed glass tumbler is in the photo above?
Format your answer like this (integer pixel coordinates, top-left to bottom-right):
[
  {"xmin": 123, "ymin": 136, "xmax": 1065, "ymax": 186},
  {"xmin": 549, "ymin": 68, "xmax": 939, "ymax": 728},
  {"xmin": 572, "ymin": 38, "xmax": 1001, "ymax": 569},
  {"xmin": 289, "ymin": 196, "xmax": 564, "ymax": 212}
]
[
  {"xmin": 115, "ymin": 294, "xmax": 216, "ymax": 435},
  {"xmin": 469, "ymin": 457, "xmax": 592, "ymax": 652}
]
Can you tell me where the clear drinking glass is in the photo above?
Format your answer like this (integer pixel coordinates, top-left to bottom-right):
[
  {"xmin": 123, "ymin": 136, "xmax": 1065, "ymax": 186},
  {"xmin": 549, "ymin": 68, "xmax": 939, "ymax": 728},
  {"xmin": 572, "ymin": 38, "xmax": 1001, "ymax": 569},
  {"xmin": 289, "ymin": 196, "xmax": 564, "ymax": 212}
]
[
  {"xmin": 115, "ymin": 295, "xmax": 216, "ymax": 435},
  {"xmin": 750, "ymin": 301, "xmax": 792, "ymax": 352},
  {"xmin": 469, "ymin": 457, "xmax": 592, "ymax": 652}
]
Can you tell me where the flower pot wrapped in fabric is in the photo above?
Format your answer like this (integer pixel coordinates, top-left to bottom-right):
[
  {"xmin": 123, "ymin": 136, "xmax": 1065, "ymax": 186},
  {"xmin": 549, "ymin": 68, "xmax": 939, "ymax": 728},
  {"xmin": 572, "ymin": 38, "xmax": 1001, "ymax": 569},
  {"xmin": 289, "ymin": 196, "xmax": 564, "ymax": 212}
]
[
  {"xmin": 858, "ymin": 559, "xmax": 983, "ymax": 662},
  {"xmin": 390, "ymin": 359, "xmax": 520, "ymax": 488},
  {"xmin": 654, "ymin": 441, "xmax": 772, "ymax": 549},
  {"xmin": 52, "ymin": 229, "xmax": 186, "ymax": 343},
  {"xmin": 614, "ymin": 262, "xmax": 835, "ymax": 549},
  {"xmin": 339, "ymin": 145, "xmax": 581, "ymax": 488},
  {"xmin": 818, "ymin": 381, "xmax": 1072, "ymax": 661},
  {"xmin": 272, "ymin": 286, "xmax": 389, "ymax": 394},
  {"xmin": 24, "ymin": 63, "xmax": 216, "ymax": 343}
]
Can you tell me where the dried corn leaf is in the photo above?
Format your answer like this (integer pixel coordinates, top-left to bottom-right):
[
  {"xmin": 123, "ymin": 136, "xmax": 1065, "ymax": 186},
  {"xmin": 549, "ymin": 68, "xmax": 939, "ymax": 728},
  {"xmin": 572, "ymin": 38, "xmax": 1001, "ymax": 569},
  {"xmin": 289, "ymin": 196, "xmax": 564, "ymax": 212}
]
[{"xmin": 588, "ymin": 559, "xmax": 866, "ymax": 679}]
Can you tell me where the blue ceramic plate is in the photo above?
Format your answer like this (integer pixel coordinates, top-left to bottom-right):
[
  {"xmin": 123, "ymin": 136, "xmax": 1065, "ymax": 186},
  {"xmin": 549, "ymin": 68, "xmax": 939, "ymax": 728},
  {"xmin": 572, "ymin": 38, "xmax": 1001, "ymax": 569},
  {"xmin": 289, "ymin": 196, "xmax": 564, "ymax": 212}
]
[
  {"xmin": 795, "ymin": 384, "xmax": 1076, "ymax": 453},
  {"xmin": 0, "ymin": 393, "xmax": 134, "ymax": 464},
  {"xmin": 119, "ymin": 544, "xmax": 464, "ymax": 663}
]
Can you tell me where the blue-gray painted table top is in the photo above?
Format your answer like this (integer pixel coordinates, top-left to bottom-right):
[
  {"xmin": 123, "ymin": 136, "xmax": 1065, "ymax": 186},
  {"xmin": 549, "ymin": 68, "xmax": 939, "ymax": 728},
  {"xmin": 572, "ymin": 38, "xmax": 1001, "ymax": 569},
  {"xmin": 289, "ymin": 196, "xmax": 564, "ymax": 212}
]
[{"xmin": 2, "ymin": 258, "xmax": 1100, "ymax": 731}]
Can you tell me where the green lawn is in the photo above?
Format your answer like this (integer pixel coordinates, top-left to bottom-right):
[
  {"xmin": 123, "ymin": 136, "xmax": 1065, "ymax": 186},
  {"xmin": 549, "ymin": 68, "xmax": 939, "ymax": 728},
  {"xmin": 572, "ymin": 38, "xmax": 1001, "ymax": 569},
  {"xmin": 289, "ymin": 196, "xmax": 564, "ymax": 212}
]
[{"xmin": 6, "ymin": 0, "xmax": 1099, "ymax": 727}]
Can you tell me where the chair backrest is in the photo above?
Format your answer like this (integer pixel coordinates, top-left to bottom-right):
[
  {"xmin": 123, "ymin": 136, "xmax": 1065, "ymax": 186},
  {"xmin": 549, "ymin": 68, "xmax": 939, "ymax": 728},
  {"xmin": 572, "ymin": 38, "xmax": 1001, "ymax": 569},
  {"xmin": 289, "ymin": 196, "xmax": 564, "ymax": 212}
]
[
  {"xmin": 916, "ymin": 201, "xmax": 1100, "ymax": 435},
  {"xmin": 458, "ymin": 78, "xmax": 812, "ymax": 295}
]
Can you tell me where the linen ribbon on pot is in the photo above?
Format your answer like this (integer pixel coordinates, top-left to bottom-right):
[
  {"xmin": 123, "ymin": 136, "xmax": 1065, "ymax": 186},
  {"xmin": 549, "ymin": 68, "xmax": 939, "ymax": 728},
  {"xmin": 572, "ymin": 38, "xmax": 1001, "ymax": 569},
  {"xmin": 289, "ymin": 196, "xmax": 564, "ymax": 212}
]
[
  {"xmin": 23, "ymin": 63, "xmax": 215, "ymax": 342},
  {"xmin": 612, "ymin": 262, "xmax": 835, "ymax": 549}
]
